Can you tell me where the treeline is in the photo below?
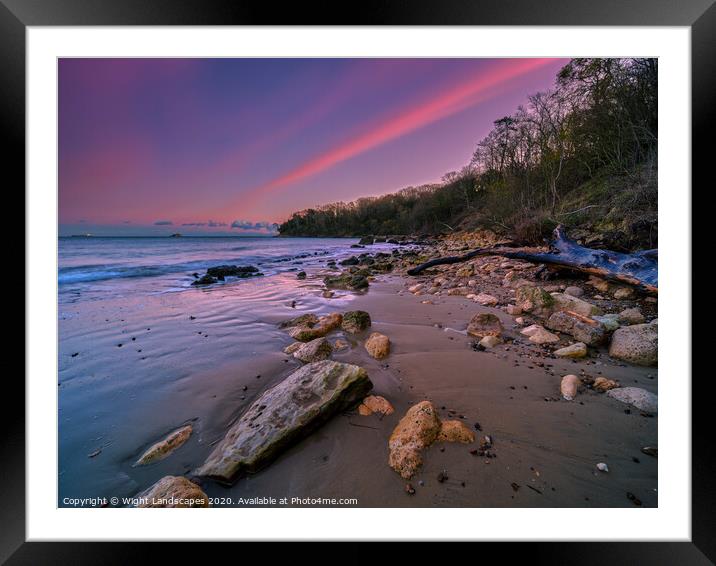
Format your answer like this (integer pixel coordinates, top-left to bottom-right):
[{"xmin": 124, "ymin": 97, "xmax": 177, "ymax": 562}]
[{"xmin": 278, "ymin": 59, "xmax": 658, "ymax": 250}]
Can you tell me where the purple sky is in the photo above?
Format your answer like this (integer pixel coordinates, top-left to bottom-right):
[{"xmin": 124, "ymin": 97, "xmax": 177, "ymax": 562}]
[{"xmin": 59, "ymin": 58, "xmax": 567, "ymax": 236}]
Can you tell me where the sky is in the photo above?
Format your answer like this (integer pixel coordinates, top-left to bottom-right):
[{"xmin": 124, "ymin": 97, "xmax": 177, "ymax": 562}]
[{"xmin": 59, "ymin": 57, "xmax": 568, "ymax": 236}]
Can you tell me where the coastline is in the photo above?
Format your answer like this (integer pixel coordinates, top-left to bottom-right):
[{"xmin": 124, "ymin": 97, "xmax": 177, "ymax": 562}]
[{"xmin": 59, "ymin": 233, "xmax": 657, "ymax": 508}]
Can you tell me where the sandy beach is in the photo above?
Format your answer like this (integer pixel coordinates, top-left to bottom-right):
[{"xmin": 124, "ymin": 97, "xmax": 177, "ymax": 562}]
[{"xmin": 58, "ymin": 238, "xmax": 657, "ymax": 508}]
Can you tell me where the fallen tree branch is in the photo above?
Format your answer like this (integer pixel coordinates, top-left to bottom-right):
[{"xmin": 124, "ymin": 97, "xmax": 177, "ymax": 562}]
[{"xmin": 407, "ymin": 224, "xmax": 657, "ymax": 294}]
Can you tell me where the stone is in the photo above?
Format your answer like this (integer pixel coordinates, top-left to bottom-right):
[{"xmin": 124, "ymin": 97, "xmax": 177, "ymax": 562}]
[
  {"xmin": 475, "ymin": 293, "xmax": 498, "ymax": 306},
  {"xmin": 613, "ymin": 287, "xmax": 634, "ymax": 299},
  {"xmin": 592, "ymin": 377, "xmax": 619, "ymax": 392},
  {"xmin": 288, "ymin": 312, "xmax": 343, "ymax": 342},
  {"xmin": 323, "ymin": 273, "xmax": 369, "ymax": 290},
  {"xmin": 191, "ymin": 274, "xmax": 217, "ymax": 286},
  {"xmin": 560, "ymin": 374, "xmax": 580, "ymax": 400},
  {"xmin": 333, "ymin": 339, "xmax": 349, "ymax": 351},
  {"xmin": 134, "ymin": 425, "xmax": 193, "ymax": 466},
  {"xmin": 564, "ymin": 286, "xmax": 584, "ymax": 297},
  {"xmin": 506, "ymin": 304, "xmax": 522, "ymax": 316},
  {"xmin": 479, "ymin": 335, "xmax": 502, "ymax": 349},
  {"xmin": 408, "ymin": 283, "xmax": 424, "ymax": 294},
  {"xmin": 365, "ymin": 332, "xmax": 391, "ymax": 359},
  {"xmin": 388, "ymin": 401, "xmax": 442, "ymax": 479},
  {"xmin": 283, "ymin": 342, "xmax": 302, "ymax": 355},
  {"xmin": 551, "ymin": 293, "xmax": 602, "ymax": 317},
  {"xmin": 206, "ymin": 265, "xmax": 259, "ymax": 278},
  {"xmin": 436, "ymin": 420, "xmax": 475, "ymax": 443},
  {"xmin": 588, "ymin": 276, "xmax": 610, "ymax": 293},
  {"xmin": 136, "ymin": 476, "xmax": 209, "ymax": 508},
  {"xmin": 527, "ymin": 327, "xmax": 560, "ymax": 345},
  {"xmin": 608, "ymin": 323, "xmax": 658, "ymax": 366},
  {"xmin": 520, "ymin": 324, "xmax": 544, "ymax": 337},
  {"xmin": 196, "ymin": 361, "xmax": 372, "ymax": 483},
  {"xmin": 515, "ymin": 286, "xmax": 555, "ymax": 316},
  {"xmin": 358, "ymin": 395, "xmax": 394, "ymax": 416},
  {"xmin": 607, "ymin": 387, "xmax": 658, "ymax": 413},
  {"xmin": 278, "ymin": 313, "xmax": 319, "ymax": 329},
  {"xmin": 593, "ymin": 314, "xmax": 621, "ymax": 332},
  {"xmin": 553, "ymin": 342, "xmax": 587, "ymax": 358},
  {"xmin": 293, "ymin": 337, "xmax": 333, "ymax": 363},
  {"xmin": 618, "ymin": 307, "xmax": 645, "ymax": 325},
  {"xmin": 341, "ymin": 310, "xmax": 372, "ymax": 333},
  {"xmin": 358, "ymin": 236, "xmax": 374, "ymax": 245},
  {"xmin": 467, "ymin": 313, "xmax": 503, "ymax": 338},
  {"xmin": 296, "ymin": 271, "xmax": 307, "ymax": 279},
  {"xmin": 545, "ymin": 311, "xmax": 608, "ymax": 346}
]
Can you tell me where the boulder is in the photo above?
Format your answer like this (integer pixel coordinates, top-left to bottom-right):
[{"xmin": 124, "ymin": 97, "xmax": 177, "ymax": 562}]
[
  {"xmin": 323, "ymin": 273, "xmax": 369, "ymax": 290},
  {"xmin": 339, "ymin": 256, "xmax": 359, "ymax": 266},
  {"xmin": 545, "ymin": 311, "xmax": 607, "ymax": 346},
  {"xmin": 560, "ymin": 374, "xmax": 580, "ymax": 400},
  {"xmin": 515, "ymin": 286, "xmax": 555, "ymax": 317},
  {"xmin": 436, "ymin": 420, "xmax": 475, "ymax": 443},
  {"xmin": 365, "ymin": 332, "xmax": 391, "ymax": 359},
  {"xmin": 206, "ymin": 265, "xmax": 259, "ymax": 278},
  {"xmin": 608, "ymin": 323, "xmax": 658, "ymax": 366},
  {"xmin": 279, "ymin": 313, "xmax": 319, "ymax": 329},
  {"xmin": 467, "ymin": 313, "xmax": 503, "ymax": 338},
  {"xmin": 341, "ymin": 310, "xmax": 372, "ymax": 334},
  {"xmin": 196, "ymin": 361, "xmax": 372, "ymax": 483},
  {"xmin": 607, "ymin": 387, "xmax": 658, "ymax": 413},
  {"xmin": 618, "ymin": 307, "xmax": 645, "ymax": 325},
  {"xmin": 551, "ymin": 293, "xmax": 602, "ymax": 317},
  {"xmin": 288, "ymin": 313, "xmax": 343, "ymax": 342},
  {"xmin": 358, "ymin": 236, "xmax": 374, "ymax": 245},
  {"xmin": 357, "ymin": 395, "xmax": 394, "ymax": 416},
  {"xmin": 136, "ymin": 476, "xmax": 209, "ymax": 508},
  {"xmin": 191, "ymin": 274, "xmax": 217, "ymax": 286},
  {"xmin": 134, "ymin": 425, "xmax": 193, "ymax": 466},
  {"xmin": 293, "ymin": 337, "xmax": 333, "ymax": 363},
  {"xmin": 388, "ymin": 401, "xmax": 442, "ymax": 479},
  {"xmin": 553, "ymin": 342, "xmax": 587, "ymax": 358}
]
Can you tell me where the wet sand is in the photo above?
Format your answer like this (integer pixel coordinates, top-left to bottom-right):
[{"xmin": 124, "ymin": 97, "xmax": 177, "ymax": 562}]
[{"xmin": 59, "ymin": 269, "xmax": 657, "ymax": 508}]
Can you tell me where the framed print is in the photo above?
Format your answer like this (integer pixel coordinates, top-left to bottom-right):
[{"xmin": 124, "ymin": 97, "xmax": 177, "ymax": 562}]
[{"xmin": 6, "ymin": 0, "xmax": 712, "ymax": 561}]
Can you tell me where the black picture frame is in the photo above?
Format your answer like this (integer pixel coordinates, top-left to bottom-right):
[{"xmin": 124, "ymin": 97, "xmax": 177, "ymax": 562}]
[{"xmin": 6, "ymin": 0, "xmax": 710, "ymax": 562}]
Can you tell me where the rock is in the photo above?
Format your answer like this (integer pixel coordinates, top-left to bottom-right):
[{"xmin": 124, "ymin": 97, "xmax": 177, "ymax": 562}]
[
  {"xmin": 456, "ymin": 265, "xmax": 474, "ymax": 277},
  {"xmin": 560, "ymin": 374, "xmax": 580, "ymax": 400},
  {"xmin": 466, "ymin": 313, "xmax": 503, "ymax": 338},
  {"xmin": 515, "ymin": 286, "xmax": 555, "ymax": 316},
  {"xmin": 545, "ymin": 311, "xmax": 608, "ymax": 346},
  {"xmin": 134, "ymin": 425, "xmax": 192, "ymax": 466},
  {"xmin": 613, "ymin": 287, "xmax": 634, "ymax": 299},
  {"xmin": 551, "ymin": 293, "xmax": 602, "ymax": 317},
  {"xmin": 196, "ymin": 361, "xmax": 372, "ymax": 482},
  {"xmin": 593, "ymin": 314, "xmax": 621, "ymax": 332},
  {"xmin": 293, "ymin": 337, "xmax": 333, "ymax": 363},
  {"xmin": 527, "ymin": 327, "xmax": 560, "ymax": 345},
  {"xmin": 506, "ymin": 304, "xmax": 522, "ymax": 316},
  {"xmin": 206, "ymin": 265, "xmax": 259, "ymax": 278},
  {"xmin": 279, "ymin": 313, "xmax": 319, "ymax": 329},
  {"xmin": 283, "ymin": 342, "xmax": 302, "ymax": 355},
  {"xmin": 136, "ymin": 476, "xmax": 209, "ymax": 508},
  {"xmin": 339, "ymin": 256, "xmax": 359, "ymax": 266},
  {"xmin": 564, "ymin": 286, "xmax": 584, "ymax": 297},
  {"xmin": 323, "ymin": 273, "xmax": 369, "ymax": 290},
  {"xmin": 607, "ymin": 387, "xmax": 658, "ymax": 413},
  {"xmin": 296, "ymin": 271, "xmax": 307, "ymax": 279},
  {"xmin": 596, "ymin": 462, "xmax": 609, "ymax": 472},
  {"xmin": 475, "ymin": 293, "xmax": 498, "ymax": 306},
  {"xmin": 520, "ymin": 324, "xmax": 544, "ymax": 337},
  {"xmin": 618, "ymin": 307, "xmax": 645, "ymax": 325},
  {"xmin": 553, "ymin": 342, "xmax": 587, "ymax": 358},
  {"xmin": 588, "ymin": 276, "xmax": 610, "ymax": 293},
  {"xmin": 388, "ymin": 401, "xmax": 442, "ymax": 479},
  {"xmin": 608, "ymin": 323, "xmax": 658, "ymax": 366},
  {"xmin": 191, "ymin": 274, "xmax": 217, "ymax": 286},
  {"xmin": 436, "ymin": 420, "xmax": 475, "ymax": 443},
  {"xmin": 515, "ymin": 317, "xmax": 525, "ymax": 325},
  {"xmin": 341, "ymin": 310, "xmax": 372, "ymax": 333},
  {"xmin": 479, "ymin": 335, "xmax": 502, "ymax": 349},
  {"xmin": 322, "ymin": 290, "xmax": 334, "ymax": 298},
  {"xmin": 408, "ymin": 283, "xmax": 424, "ymax": 294},
  {"xmin": 365, "ymin": 332, "xmax": 391, "ymax": 359},
  {"xmin": 592, "ymin": 377, "xmax": 619, "ymax": 392},
  {"xmin": 358, "ymin": 236, "xmax": 374, "ymax": 245},
  {"xmin": 288, "ymin": 312, "xmax": 343, "ymax": 342},
  {"xmin": 333, "ymin": 339, "xmax": 349, "ymax": 351},
  {"xmin": 358, "ymin": 395, "xmax": 394, "ymax": 416}
]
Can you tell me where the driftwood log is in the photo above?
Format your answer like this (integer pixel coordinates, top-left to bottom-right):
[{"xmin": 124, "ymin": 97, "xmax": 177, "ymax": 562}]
[{"xmin": 407, "ymin": 225, "xmax": 657, "ymax": 294}]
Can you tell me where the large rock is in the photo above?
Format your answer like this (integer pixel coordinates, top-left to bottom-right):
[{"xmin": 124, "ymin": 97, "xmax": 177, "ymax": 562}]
[
  {"xmin": 206, "ymin": 265, "xmax": 259, "ymax": 279},
  {"xmin": 293, "ymin": 337, "xmax": 333, "ymax": 363},
  {"xmin": 136, "ymin": 476, "xmax": 209, "ymax": 508},
  {"xmin": 196, "ymin": 361, "xmax": 372, "ymax": 483},
  {"xmin": 515, "ymin": 286, "xmax": 555, "ymax": 317},
  {"xmin": 341, "ymin": 310, "xmax": 372, "ymax": 333},
  {"xmin": 134, "ymin": 425, "xmax": 192, "ymax": 466},
  {"xmin": 279, "ymin": 313, "xmax": 319, "ymax": 329},
  {"xmin": 388, "ymin": 401, "xmax": 442, "ymax": 479},
  {"xmin": 545, "ymin": 311, "xmax": 607, "ymax": 346},
  {"xmin": 323, "ymin": 273, "xmax": 369, "ymax": 290},
  {"xmin": 365, "ymin": 332, "xmax": 391, "ymax": 359},
  {"xmin": 551, "ymin": 293, "xmax": 602, "ymax": 317},
  {"xmin": 358, "ymin": 236, "xmax": 374, "ymax": 245},
  {"xmin": 467, "ymin": 313, "xmax": 503, "ymax": 338},
  {"xmin": 608, "ymin": 323, "xmax": 658, "ymax": 366},
  {"xmin": 607, "ymin": 387, "xmax": 658, "ymax": 413},
  {"xmin": 287, "ymin": 313, "xmax": 343, "ymax": 342}
]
